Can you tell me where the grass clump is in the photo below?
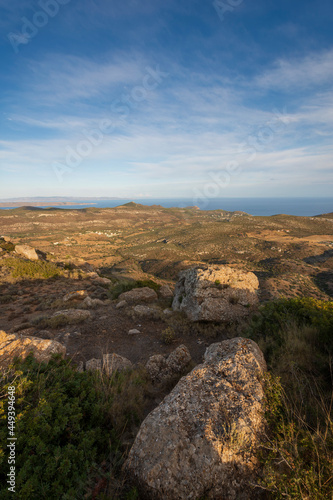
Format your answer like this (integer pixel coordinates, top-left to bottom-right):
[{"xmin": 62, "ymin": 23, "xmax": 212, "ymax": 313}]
[
  {"xmin": 244, "ymin": 298, "xmax": 333, "ymax": 499},
  {"xmin": 0, "ymin": 257, "xmax": 61, "ymax": 280},
  {"xmin": 259, "ymin": 373, "xmax": 332, "ymax": 500},
  {"xmin": 161, "ymin": 327, "xmax": 176, "ymax": 344},
  {"xmin": 110, "ymin": 279, "xmax": 161, "ymax": 299}
]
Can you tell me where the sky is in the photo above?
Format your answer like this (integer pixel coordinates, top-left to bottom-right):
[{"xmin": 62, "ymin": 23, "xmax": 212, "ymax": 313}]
[{"xmin": 0, "ymin": 0, "xmax": 333, "ymax": 200}]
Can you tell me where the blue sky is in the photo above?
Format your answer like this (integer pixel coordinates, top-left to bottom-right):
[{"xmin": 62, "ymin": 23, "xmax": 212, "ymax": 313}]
[{"xmin": 0, "ymin": 0, "xmax": 333, "ymax": 199}]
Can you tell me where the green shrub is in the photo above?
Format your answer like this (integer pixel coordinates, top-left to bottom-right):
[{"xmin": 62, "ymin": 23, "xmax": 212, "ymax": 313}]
[
  {"xmin": 245, "ymin": 298, "xmax": 333, "ymax": 382},
  {"xmin": 110, "ymin": 279, "xmax": 161, "ymax": 299},
  {"xmin": 1, "ymin": 258, "xmax": 61, "ymax": 280},
  {"xmin": 0, "ymin": 355, "xmax": 119, "ymax": 499},
  {"xmin": 0, "ymin": 241, "xmax": 15, "ymax": 252},
  {"xmin": 244, "ymin": 299, "xmax": 333, "ymax": 499},
  {"xmin": 0, "ymin": 356, "xmax": 150, "ymax": 499}
]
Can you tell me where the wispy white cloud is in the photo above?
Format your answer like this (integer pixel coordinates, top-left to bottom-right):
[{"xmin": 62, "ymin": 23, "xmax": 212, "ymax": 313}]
[{"xmin": 255, "ymin": 49, "xmax": 333, "ymax": 90}]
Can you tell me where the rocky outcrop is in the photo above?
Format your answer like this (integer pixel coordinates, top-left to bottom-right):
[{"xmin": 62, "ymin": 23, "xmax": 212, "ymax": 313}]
[
  {"xmin": 172, "ymin": 265, "xmax": 259, "ymax": 322},
  {"xmin": 126, "ymin": 338, "xmax": 266, "ymax": 500},
  {"xmin": 146, "ymin": 345, "xmax": 192, "ymax": 383},
  {"xmin": 14, "ymin": 244, "xmax": 45, "ymax": 261},
  {"xmin": 0, "ymin": 330, "xmax": 66, "ymax": 369},
  {"xmin": 118, "ymin": 287, "xmax": 158, "ymax": 304}
]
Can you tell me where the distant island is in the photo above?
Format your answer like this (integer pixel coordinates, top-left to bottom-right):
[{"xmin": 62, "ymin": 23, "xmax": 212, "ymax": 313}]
[
  {"xmin": 0, "ymin": 196, "xmax": 122, "ymax": 208},
  {"xmin": 0, "ymin": 201, "xmax": 96, "ymax": 208}
]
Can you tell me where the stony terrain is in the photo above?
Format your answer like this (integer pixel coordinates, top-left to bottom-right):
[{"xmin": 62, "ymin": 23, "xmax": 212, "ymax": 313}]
[
  {"xmin": 0, "ymin": 203, "xmax": 332, "ymax": 499},
  {"xmin": 0, "ymin": 203, "xmax": 332, "ymax": 369}
]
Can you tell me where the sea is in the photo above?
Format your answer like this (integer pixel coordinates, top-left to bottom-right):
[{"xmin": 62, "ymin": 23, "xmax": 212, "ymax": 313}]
[{"xmin": 1, "ymin": 197, "xmax": 333, "ymax": 217}]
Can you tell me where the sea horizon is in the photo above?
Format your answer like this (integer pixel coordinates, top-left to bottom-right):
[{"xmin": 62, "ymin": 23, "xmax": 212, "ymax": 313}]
[{"xmin": 0, "ymin": 197, "xmax": 333, "ymax": 217}]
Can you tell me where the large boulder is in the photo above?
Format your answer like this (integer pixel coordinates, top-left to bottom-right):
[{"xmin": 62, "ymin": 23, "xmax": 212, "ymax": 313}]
[
  {"xmin": 172, "ymin": 265, "xmax": 259, "ymax": 322},
  {"xmin": 0, "ymin": 330, "xmax": 66, "ymax": 369},
  {"xmin": 15, "ymin": 244, "xmax": 45, "ymax": 261},
  {"xmin": 118, "ymin": 287, "xmax": 158, "ymax": 305},
  {"xmin": 125, "ymin": 338, "xmax": 266, "ymax": 500}
]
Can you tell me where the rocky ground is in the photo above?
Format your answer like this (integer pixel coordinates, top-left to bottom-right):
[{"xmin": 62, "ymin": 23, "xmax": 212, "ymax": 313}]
[{"xmin": 0, "ymin": 204, "xmax": 332, "ymax": 369}]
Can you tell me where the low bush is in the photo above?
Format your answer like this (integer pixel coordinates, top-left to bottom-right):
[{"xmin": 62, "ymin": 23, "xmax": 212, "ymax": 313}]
[
  {"xmin": 0, "ymin": 258, "xmax": 61, "ymax": 280},
  {"xmin": 0, "ymin": 355, "xmax": 150, "ymax": 499},
  {"xmin": 244, "ymin": 298, "xmax": 333, "ymax": 499},
  {"xmin": 110, "ymin": 279, "xmax": 161, "ymax": 299}
]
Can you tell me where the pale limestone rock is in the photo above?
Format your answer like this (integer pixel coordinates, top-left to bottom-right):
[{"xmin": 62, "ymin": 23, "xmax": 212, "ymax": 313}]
[
  {"xmin": 103, "ymin": 353, "xmax": 132, "ymax": 376},
  {"xmin": 145, "ymin": 344, "xmax": 192, "ymax": 383},
  {"xmin": 159, "ymin": 285, "xmax": 174, "ymax": 299},
  {"xmin": 132, "ymin": 305, "xmax": 161, "ymax": 320},
  {"xmin": 15, "ymin": 244, "xmax": 45, "ymax": 261},
  {"xmin": 93, "ymin": 277, "xmax": 111, "ymax": 285},
  {"xmin": 116, "ymin": 300, "xmax": 128, "ymax": 309},
  {"xmin": 86, "ymin": 358, "xmax": 102, "ymax": 372},
  {"xmin": 128, "ymin": 329, "xmax": 140, "ymax": 335},
  {"xmin": 52, "ymin": 309, "xmax": 91, "ymax": 323},
  {"xmin": 118, "ymin": 287, "xmax": 158, "ymax": 305},
  {"xmin": 63, "ymin": 290, "xmax": 88, "ymax": 302},
  {"xmin": 0, "ymin": 330, "xmax": 66, "ymax": 369},
  {"xmin": 82, "ymin": 296, "xmax": 104, "ymax": 308},
  {"xmin": 126, "ymin": 338, "xmax": 266, "ymax": 500},
  {"xmin": 172, "ymin": 265, "xmax": 259, "ymax": 322}
]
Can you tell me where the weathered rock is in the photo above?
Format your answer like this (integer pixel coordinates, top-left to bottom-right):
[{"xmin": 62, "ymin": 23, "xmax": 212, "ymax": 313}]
[
  {"xmin": 93, "ymin": 276, "xmax": 111, "ymax": 285},
  {"xmin": 145, "ymin": 354, "xmax": 168, "ymax": 382},
  {"xmin": 35, "ymin": 330, "xmax": 54, "ymax": 339},
  {"xmin": 103, "ymin": 353, "xmax": 133, "ymax": 376},
  {"xmin": 82, "ymin": 296, "xmax": 104, "ymax": 308},
  {"xmin": 119, "ymin": 287, "xmax": 158, "ymax": 305},
  {"xmin": 116, "ymin": 300, "xmax": 128, "ymax": 309},
  {"xmin": 77, "ymin": 361, "xmax": 84, "ymax": 372},
  {"xmin": 172, "ymin": 265, "xmax": 259, "ymax": 322},
  {"xmin": 126, "ymin": 337, "xmax": 266, "ymax": 500},
  {"xmin": 128, "ymin": 329, "xmax": 140, "ymax": 335},
  {"xmin": 15, "ymin": 244, "xmax": 45, "ymax": 261},
  {"xmin": 145, "ymin": 345, "xmax": 192, "ymax": 383},
  {"xmin": 167, "ymin": 344, "xmax": 192, "ymax": 374},
  {"xmin": 52, "ymin": 309, "xmax": 91, "ymax": 323},
  {"xmin": 159, "ymin": 285, "xmax": 174, "ymax": 299},
  {"xmin": 63, "ymin": 290, "xmax": 88, "ymax": 302},
  {"xmin": 132, "ymin": 305, "xmax": 161, "ymax": 320},
  {"xmin": 86, "ymin": 358, "xmax": 102, "ymax": 372},
  {"xmin": 0, "ymin": 330, "xmax": 66, "ymax": 369}
]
